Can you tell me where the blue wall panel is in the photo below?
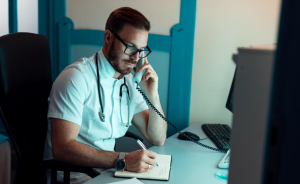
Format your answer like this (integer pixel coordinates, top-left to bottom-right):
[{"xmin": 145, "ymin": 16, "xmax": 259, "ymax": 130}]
[
  {"xmin": 8, "ymin": 0, "xmax": 18, "ymax": 33},
  {"xmin": 167, "ymin": 0, "xmax": 197, "ymax": 136},
  {"xmin": 70, "ymin": 30, "xmax": 171, "ymax": 52},
  {"xmin": 71, "ymin": 30, "xmax": 105, "ymax": 45},
  {"xmin": 70, "ymin": 45, "xmax": 103, "ymax": 64}
]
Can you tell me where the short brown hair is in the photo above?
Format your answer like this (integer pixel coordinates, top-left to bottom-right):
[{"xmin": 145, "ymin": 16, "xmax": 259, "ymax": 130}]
[{"xmin": 105, "ymin": 7, "xmax": 150, "ymax": 34}]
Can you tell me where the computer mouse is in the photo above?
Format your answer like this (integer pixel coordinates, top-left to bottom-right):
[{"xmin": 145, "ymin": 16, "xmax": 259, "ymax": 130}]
[
  {"xmin": 178, "ymin": 131, "xmax": 200, "ymax": 141},
  {"xmin": 215, "ymin": 170, "xmax": 228, "ymax": 180}
]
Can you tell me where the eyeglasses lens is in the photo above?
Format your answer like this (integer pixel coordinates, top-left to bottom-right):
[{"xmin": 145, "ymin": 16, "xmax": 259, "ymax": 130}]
[{"xmin": 125, "ymin": 48, "xmax": 150, "ymax": 58}]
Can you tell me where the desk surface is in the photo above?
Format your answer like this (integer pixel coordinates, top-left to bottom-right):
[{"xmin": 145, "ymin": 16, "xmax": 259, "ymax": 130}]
[{"xmin": 85, "ymin": 122, "xmax": 228, "ymax": 184}]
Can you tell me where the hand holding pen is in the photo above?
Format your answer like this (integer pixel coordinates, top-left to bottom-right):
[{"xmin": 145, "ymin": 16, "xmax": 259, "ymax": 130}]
[
  {"xmin": 124, "ymin": 144, "xmax": 157, "ymax": 172},
  {"xmin": 136, "ymin": 139, "xmax": 159, "ymax": 167}
]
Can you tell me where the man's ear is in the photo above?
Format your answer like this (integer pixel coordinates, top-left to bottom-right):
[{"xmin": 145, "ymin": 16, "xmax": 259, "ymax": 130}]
[{"xmin": 104, "ymin": 30, "xmax": 113, "ymax": 45}]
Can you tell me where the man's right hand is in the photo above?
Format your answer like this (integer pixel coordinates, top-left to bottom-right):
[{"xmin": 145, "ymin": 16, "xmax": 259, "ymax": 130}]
[{"xmin": 124, "ymin": 149, "xmax": 157, "ymax": 173}]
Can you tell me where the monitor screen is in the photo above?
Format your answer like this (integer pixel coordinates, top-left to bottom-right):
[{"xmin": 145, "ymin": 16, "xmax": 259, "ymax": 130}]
[{"xmin": 226, "ymin": 70, "xmax": 236, "ymax": 112}]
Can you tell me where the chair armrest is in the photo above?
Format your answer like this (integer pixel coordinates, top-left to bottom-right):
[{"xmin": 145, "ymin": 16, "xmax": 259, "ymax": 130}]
[
  {"xmin": 36, "ymin": 159, "xmax": 100, "ymax": 178},
  {"xmin": 125, "ymin": 131, "xmax": 144, "ymax": 142}
]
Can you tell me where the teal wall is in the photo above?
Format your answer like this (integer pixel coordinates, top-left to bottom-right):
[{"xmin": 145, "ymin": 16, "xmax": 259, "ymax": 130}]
[
  {"xmin": 8, "ymin": 0, "xmax": 18, "ymax": 33},
  {"xmin": 71, "ymin": 45, "xmax": 102, "ymax": 64}
]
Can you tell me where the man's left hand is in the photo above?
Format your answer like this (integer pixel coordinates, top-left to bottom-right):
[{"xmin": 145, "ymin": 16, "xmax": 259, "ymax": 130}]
[{"xmin": 134, "ymin": 57, "xmax": 159, "ymax": 96}]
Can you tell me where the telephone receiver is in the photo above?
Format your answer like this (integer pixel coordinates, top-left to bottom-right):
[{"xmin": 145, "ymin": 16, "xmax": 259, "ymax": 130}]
[{"xmin": 132, "ymin": 52, "xmax": 145, "ymax": 83}]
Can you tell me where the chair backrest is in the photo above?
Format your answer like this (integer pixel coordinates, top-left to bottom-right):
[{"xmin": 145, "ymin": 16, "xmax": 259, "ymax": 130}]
[{"xmin": 0, "ymin": 32, "xmax": 52, "ymax": 183}]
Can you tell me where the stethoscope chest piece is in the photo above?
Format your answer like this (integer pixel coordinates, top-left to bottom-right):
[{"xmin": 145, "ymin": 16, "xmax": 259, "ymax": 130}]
[{"xmin": 99, "ymin": 111, "xmax": 105, "ymax": 122}]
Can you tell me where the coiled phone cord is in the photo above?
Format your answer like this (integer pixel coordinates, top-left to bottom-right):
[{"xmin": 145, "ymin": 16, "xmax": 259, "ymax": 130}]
[{"xmin": 135, "ymin": 82, "xmax": 227, "ymax": 153}]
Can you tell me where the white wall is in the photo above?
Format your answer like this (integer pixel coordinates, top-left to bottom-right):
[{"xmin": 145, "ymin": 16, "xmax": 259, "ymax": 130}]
[
  {"xmin": 0, "ymin": 0, "xmax": 9, "ymax": 37},
  {"xmin": 66, "ymin": 0, "xmax": 180, "ymax": 35},
  {"xmin": 0, "ymin": 0, "xmax": 38, "ymax": 37},
  {"xmin": 189, "ymin": 0, "xmax": 282, "ymax": 126},
  {"xmin": 17, "ymin": 0, "xmax": 38, "ymax": 34}
]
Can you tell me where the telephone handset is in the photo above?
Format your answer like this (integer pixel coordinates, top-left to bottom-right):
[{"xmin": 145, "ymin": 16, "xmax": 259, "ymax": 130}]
[
  {"xmin": 132, "ymin": 52, "xmax": 145, "ymax": 83},
  {"xmin": 133, "ymin": 52, "xmax": 226, "ymax": 153}
]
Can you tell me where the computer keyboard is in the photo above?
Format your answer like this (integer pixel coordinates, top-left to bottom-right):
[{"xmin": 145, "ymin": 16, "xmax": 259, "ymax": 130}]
[{"xmin": 201, "ymin": 124, "xmax": 231, "ymax": 150}]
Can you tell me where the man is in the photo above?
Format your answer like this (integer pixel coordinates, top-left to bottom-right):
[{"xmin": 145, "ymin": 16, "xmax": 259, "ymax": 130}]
[{"xmin": 44, "ymin": 7, "xmax": 167, "ymax": 183}]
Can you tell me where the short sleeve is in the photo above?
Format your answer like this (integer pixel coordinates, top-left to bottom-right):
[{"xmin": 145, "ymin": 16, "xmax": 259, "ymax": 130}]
[{"xmin": 47, "ymin": 67, "xmax": 88, "ymax": 125}]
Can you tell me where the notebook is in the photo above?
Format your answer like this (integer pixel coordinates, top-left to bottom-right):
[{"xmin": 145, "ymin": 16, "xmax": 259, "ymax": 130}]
[{"xmin": 114, "ymin": 154, "xmax": 172, "ymax": 181}]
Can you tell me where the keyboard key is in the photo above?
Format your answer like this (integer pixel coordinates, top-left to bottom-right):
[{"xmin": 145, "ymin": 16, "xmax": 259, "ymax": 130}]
[{"xmin": 201, "ymin": 124, "xmax": 231, "ymax": 150}]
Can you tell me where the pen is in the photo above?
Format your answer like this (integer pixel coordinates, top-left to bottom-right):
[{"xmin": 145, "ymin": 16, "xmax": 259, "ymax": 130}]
[{"xmin": 136, "ymin": 139, "xmax": 159, "ymax": 167}]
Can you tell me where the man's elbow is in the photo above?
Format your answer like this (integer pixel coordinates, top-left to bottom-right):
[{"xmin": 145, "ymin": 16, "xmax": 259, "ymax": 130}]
[
  {"xmin": 156, "ymin": 141, "xmax": 165, "ymax": 146},
  {"xmin": 52, "ymin": 146, "xmax": 60, "ymax": 160},
  {"xmin": 151, "ymin": 139, "xmax": 166, "ymax": 146},
  {"xmin": 52, "ymin": 143, "xmax": 65, "ymax": 161}
]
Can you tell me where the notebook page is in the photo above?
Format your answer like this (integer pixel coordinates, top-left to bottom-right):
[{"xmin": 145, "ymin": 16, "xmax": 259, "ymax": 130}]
[
  {"xmin": 114, "ymin": 154, "xmax": 172, "ymax": 180},
  {"xmin": 115, "ymin": 166, "xmax": 170, "ymax": 180},
  {"xmin": 107, "ymin": 178, "xmax": 144, "ymax": 184},
  {"xmin": 156, "ymin": 154, "xmax": 172, "ymax": 167}
]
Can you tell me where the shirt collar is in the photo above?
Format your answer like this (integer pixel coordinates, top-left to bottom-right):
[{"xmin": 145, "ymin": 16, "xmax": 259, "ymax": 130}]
[{"xmin": 97, "ymin": 49, "xmax": 116, "ymax": 79}]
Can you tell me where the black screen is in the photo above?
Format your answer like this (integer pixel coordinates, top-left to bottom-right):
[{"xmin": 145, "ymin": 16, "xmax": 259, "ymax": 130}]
[{"xmin": 226, "ymin": 70, "xmax": 236, "ymax": 112}]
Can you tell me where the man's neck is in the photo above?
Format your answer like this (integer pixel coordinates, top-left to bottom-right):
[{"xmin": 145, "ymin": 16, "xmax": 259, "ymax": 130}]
[
  {"xmin": 114, "ymin": 73, "xmax": 124, "ymax": 80},
  {"xmin": 102, "ymin": 46, "xmax": 123, "ymax": 80}
]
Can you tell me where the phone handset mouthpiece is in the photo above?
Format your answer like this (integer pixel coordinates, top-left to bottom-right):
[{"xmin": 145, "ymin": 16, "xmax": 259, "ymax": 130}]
[{"xmin": 132, "ymin": 52, "xmax": 145, "ymax": 83}]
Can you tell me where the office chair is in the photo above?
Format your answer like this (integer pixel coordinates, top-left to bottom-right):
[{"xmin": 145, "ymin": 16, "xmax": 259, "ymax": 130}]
[{"xmin": 0, "ymin": 32, "xmax": 143, "ymax": 184}]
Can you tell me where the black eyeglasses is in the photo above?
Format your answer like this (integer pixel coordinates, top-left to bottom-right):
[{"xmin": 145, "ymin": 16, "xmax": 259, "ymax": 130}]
[{"xmin": 110, "ymin": 30, "xmax": 152, "ymax": 58}]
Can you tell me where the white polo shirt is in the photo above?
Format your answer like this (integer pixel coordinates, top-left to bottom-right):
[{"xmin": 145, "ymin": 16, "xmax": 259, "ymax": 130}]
[{"xmin": 44, "ymin": 49, "xmax": 148, "ymax": 160}]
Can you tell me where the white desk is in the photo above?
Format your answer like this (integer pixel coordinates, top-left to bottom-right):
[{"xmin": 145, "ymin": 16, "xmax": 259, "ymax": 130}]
[{"xmin": 85, "ymin": 122, "xmax": 228, "ymax": 184}]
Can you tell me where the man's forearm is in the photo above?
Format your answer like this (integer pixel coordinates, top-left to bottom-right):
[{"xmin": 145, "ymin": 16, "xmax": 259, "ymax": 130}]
[
  {"xmin": 53, "ymin": 140, "xmax": 119, "ymax": 168},
  {"xmin": 146, "ymin": 94, "xmax": 167, "ymax": 145}
]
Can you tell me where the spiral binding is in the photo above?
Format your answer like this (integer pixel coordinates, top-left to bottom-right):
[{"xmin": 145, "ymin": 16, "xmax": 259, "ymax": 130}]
[{"xmin": 135, "ymin": 82, "xmax": 227, "ymax": 153}]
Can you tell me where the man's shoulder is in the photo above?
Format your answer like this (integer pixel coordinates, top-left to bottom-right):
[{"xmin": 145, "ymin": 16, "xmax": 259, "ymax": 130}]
[
  {"xmin": 59, "ymin": 57, "xmax": 95, "ymax": 80},
  {"xmin": 53, "ymin": 57, "xmax": 95, "ymax": 90},
  {"xmin": 65, "ymin": 57, "xmax": 92, "ymax": 73}
]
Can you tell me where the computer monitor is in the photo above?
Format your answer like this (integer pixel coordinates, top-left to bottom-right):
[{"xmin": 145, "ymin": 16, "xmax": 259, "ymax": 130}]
[
  {"xmin": 227, "ymin": 43, "xmax": 277, "ymax": 184},
  {"xmin": 259, "ymin": 1, "xmax": 300, "ymax": 183},
  {"xmin": 226, "ymin": 2, "xmax": 300, "ymax": 184},
  {"xmin": 228, "ymin": 3, "xmax": 300, "ymax": 181}
]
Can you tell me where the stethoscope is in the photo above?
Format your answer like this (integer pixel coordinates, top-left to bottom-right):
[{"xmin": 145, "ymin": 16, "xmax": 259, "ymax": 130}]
[{"xmin": 95, "ymin": 52, "xmax": 131, "ymax": 127}]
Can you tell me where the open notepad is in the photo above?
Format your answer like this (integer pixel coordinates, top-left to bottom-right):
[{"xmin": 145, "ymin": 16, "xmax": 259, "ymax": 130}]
[{"xmin": 114, "ymin": 154, "xmax": 172, "ymax": 181}]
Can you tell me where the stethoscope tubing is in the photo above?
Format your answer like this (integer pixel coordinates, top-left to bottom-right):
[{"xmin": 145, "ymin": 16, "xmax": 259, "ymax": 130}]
[
  {"xmin": 95, "ymin": 52, "xmax": 105, "ymax": 122},
  {"xmin": 95, "ymin": 52, "xmax": 131, "ymax": 126}
]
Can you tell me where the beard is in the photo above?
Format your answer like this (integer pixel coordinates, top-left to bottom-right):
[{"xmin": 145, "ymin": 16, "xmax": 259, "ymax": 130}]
[{"xmin": 107, "ymin": 40, "xmax": 136, "ymax": 75}]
